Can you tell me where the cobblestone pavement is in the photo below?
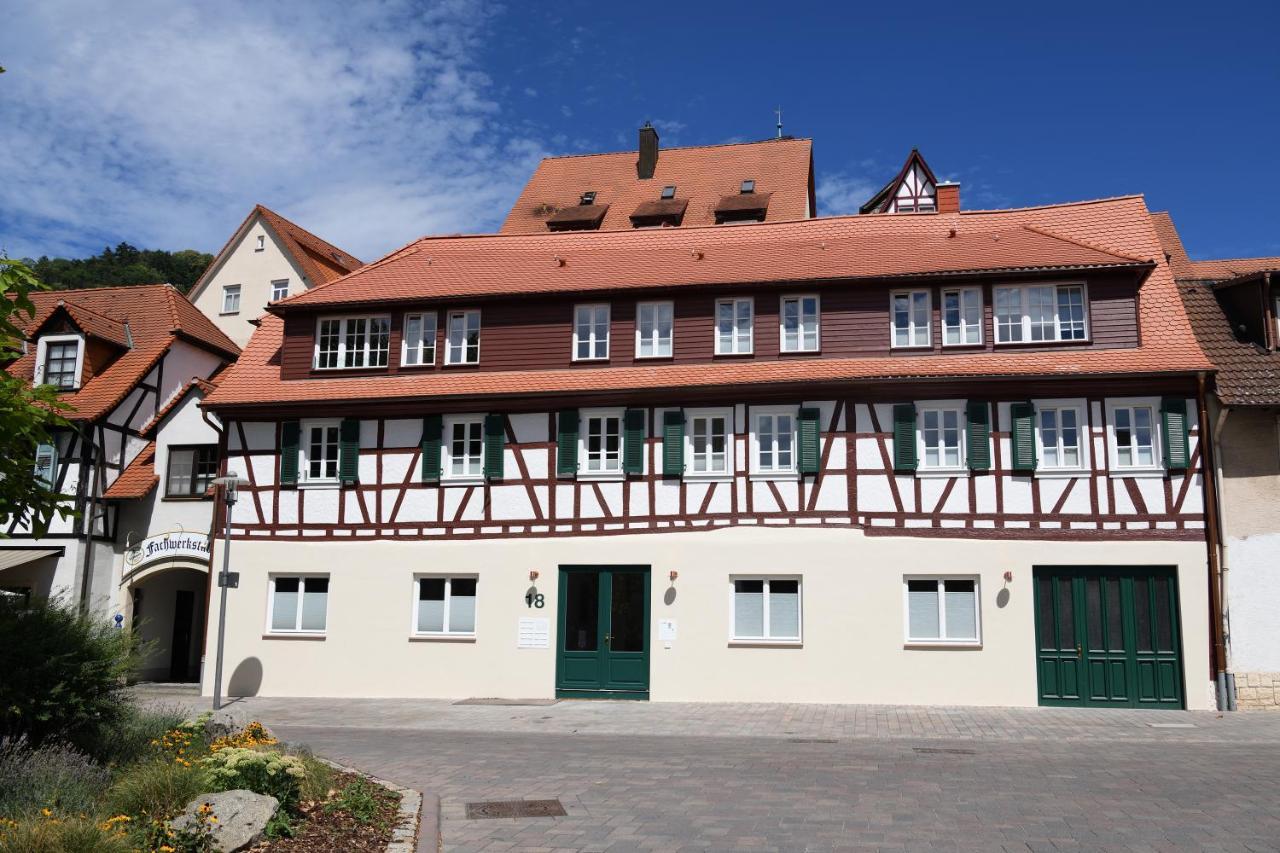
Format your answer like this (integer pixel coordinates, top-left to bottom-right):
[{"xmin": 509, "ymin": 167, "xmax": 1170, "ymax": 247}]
[{"xmin": 140, "ymin": 693, "xmax": 1280, "ymax": 851}]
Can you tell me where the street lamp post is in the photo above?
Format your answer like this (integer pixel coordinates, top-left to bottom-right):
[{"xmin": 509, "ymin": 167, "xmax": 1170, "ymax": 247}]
[{"xmin": 211, "ymin": 476, "xmax": 247, "ymax": 711}]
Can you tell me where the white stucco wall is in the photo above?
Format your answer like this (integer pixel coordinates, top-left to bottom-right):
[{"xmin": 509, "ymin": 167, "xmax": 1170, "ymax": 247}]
[{"xmin": 190, "ymin": 216, "xmax": 304, "ymax": 347}]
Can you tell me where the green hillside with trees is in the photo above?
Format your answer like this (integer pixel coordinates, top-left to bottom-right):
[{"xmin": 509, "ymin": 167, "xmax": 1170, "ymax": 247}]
[{"xmin": 24, "ymin": 243, "xmax": 212, "ymax": 294}]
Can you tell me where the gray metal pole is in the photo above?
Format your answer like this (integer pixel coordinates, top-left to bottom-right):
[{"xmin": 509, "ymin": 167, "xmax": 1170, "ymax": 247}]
[{"xmin": 212, "ymin": 487, "xmax": 234, "ymax": 711}]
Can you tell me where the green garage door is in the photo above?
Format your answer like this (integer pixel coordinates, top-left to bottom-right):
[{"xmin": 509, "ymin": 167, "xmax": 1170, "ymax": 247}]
[{"xmin": 1034, "ymin": 566, "xmax": 1184, "ymax": 709}]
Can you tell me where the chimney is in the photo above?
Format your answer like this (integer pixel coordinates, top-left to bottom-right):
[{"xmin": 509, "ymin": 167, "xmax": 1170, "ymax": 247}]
[
  {"xmin": 937, "ymin": 181, "xmax": 960, "ymax": 213},
  {"xmin": 637, "ymin": 122, "xmax": 659, "ymax": 180}
]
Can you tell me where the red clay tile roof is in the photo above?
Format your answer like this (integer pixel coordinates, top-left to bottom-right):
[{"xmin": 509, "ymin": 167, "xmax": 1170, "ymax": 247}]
[
  {"xmin": 103, "ymin": 442, "xmax": 158, "ymax": 500},
  {"xmin": 501, "ymin": 138, "xmax": 814, "ymax": 234},
  {"xmin": 1178, "ymin": 280, "xmax": 1280, "ymax": 406},
  {"xmin": 1150, "ymin": 211, "xmax": 1280, "ymax": 282},
  {"xmin": 208, "ymin": 196, "xmax": 1211, "ymax": 410},
  {"xmin": 9, "ymin": 285, "xmax": 239, "ymax": 422}
]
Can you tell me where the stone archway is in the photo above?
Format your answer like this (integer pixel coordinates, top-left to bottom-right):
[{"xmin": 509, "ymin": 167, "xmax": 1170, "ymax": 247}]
[{"xmin": 126, "ymin": 564, "xmax": 207, "ymax": 683}]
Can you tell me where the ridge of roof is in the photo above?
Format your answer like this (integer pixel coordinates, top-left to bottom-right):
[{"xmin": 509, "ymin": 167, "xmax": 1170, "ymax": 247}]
[
  {"xmin": 538, "ymin": 136, "xmax": 812, "ymax": 162},
  {"xmin": 954, "ymin": 194, "xmax": 1146, "ymax": 215}
]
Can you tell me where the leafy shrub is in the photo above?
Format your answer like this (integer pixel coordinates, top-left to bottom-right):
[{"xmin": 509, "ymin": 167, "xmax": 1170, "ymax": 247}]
[
  {"xmin": 292, "ymin": 750, "xmax": 335, "ymax": 805},
  {"xmin": 202, "ymin": 748, "xmax": 305, "ymax": 812},
  {"xmin": 96, "ymin": 704, "xmax": 188, "ymax": 767},
  {"xmin": 325, "ymin": 776, "xmax": 382, "ymax": 825},
  {"xmin": 105, "ymin": 759, "xmax": 210, "ymax": 821},
  {"xmin": 0, "ymin": 596, "xmax": 138, "ymax": 755},
  {"xmin": 0, "ymin": 814, "xmax": 132, "ymax": 853},
  {"xmin": 0, "ymin": 738, "xmax": 109, "ymax": 818}
]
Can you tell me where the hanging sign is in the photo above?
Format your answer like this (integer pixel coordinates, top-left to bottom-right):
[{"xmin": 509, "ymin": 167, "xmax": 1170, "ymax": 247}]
[{"xmin": 125, "ymin": 531, "xmax": 211, "ymax": 569}]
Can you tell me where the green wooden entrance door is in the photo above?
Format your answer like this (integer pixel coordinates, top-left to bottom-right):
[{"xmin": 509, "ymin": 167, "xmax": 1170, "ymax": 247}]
[
  {"xmin": 1034, "ymin": 566, "xmax": 1184, "ymax": 709},
  {"xmin": 556, "ymin": 566, "xmax": 650, "ymax": 699}
]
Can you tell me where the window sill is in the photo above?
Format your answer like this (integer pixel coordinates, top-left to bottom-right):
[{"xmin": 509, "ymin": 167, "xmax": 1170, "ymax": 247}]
[
  {"xmin": 1110, "ymin": 468, "xmax": 1167, "ymax": 479},
  {"xmin": 219, "ymin": 312, "xmax": 241, "ymax": 317},
  {"xmin": 890, "ymin": 344, "xmax": 932, "ymax": 351},
  {"xmin": 398, "ymin": 362, "xmax": 438, "ymax": 370},
  {"xmin": 916, "ymin": 468, "xmax": 968, "ymax": 479},
  {"xmin": 683, "ymin": 473, "xmax": 734, "ymax": 483},
  {"xmin": 992, "ymin": 338, "xmax": 1092, "ymax": 348},
  {"xmin": 904, "ymin": 641, "xmax": 982, "ymax": 650},
  {"xmin": 729, "ymin": 639, "xmax": 803, "ymax": 648},
  {"xmin": 263, "ymin": 632, "xmax": 326, "ymax": 641},
  {"xmin": 941, "ymin": 342, "xmax": 984, "ymax": 349},
  {"xmin": 779, "ymin": 348, "xmax": 821, "ymax": 356},
  {"xmin": 576, "ymin": 471, "xmax": 626, "ymax": 482},
  {"xmin": 409, "ymin": 634, "xmax": 476, "ymax": 643},
  {"xmin": 713, "ymin": 351, "xmax": 755, "ymax": 358},
  {"xmin": 634, "ymin": 354, "xmax": 674, "ymax": 361},
  {"xmin": 749, "ymin": 472, "xmax": 799, "ymax": 482},
  {"xmin": 442, "ymin": 361, "xmax": 480, "ymax": 368},
  {"xmin": 571, "ymin": 357, "xmax": 610, "ymax": 364},
  {"xmin": 297, "ymin": 481, "xmax": 340, "ymax": 490},
  {"xmin": 441, "ymin": 477, "xmax": 485, "ymax": 487},
  {"xmin": 1034, "ymin": 468, "xmax": 1091, "ymax": 479}
]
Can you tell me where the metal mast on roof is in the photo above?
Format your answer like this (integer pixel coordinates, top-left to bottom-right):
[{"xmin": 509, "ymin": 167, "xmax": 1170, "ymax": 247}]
[{"xmin": 775, "ymin": 107, "xmax": 783, "ymax": 139}]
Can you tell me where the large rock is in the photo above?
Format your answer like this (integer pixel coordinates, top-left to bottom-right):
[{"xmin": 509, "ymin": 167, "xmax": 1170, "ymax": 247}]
[{"xmin": 172, "ymin": 789, "xmax": 280, "ymax": 852}]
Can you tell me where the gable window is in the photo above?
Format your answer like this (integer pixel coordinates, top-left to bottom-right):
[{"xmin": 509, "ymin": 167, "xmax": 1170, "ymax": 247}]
[
  {"xmin": 221, "ymin": 284, "xmax": 241, "ymax": 315},
  {"xmin": 780, "ymin": 295, "xmax": 820, "ymax": 353},
  {"xmin": 732, "ymin": 577, "xmax": 801, "ymax": 643},
  {"xmin": 635, "ymin": 301, "xmax": 673, "ymax": 358},
  {"xmin": 942, "ymin": 287, "xmax": 982, "ymax": 346},
  {"xmin": 1036, "ymin": 401, "xmax": 1087, "ymax": 472},
  {"xmin": 905, "ymin": 577, "xmax": 980, "ymax": 645},
  {"xmin": 891, "ymin": 290, "xmax": 931, "ymax": 348},
  {"xmin": 301, "ymin": 419, "xmax": 341, "ymax": 483},
  {"xmin": 35, "ymin": 335, "xmax": 84, "ymax": 389},
  {"xmin": 580, "ymin": 408, "xmax": 623, "ymax": 477},
  {"xmin": 270, "ymin": 279, "xmax": 289, "ymax": 302},
  {"xmin": 443, "ymin": 415, "xmax": 484, "ymax": 481},
  {"xmin": 445, "ymin": 310, "xmax": 481, "ymax": 365},
  {"xmin": 255, "ymin": 235, "xmax": 265, "ymax": 251},
  {"xmin": 751, "ymin": 407, "xmax": 796, "ymax": 476},
  {"xmin": 166, "ymin": 445, "xmax": 219, "ymax": 497},
  {"xmin": 402, "ymin": 312, "xmax": 437, "ymax": 366},
  {"xmin": 918, "ymin": 402, "xmax": 966, "ymax": 472},
  {"xmin": 715, "ymin": 298, "xmax": 753, "ymax": 355},
  {"xmin": 686, "ymin": 408, "xmax": 732, "ymax": 478},
  {"xmin": 573, "ymin": 304, "xmax": 610, "ymax": 361},
  {"xmin": 1107, "ymin": 399, "xmax": 1160, "ymax": 472},
  {"xmin": 993, "ymin": 284, "xmax": 1088, "ymax": 343},
  {"xmin": 313, "ymin": 316, "xmax": 390, "ymax": 369},
  {"xmin": 268, "ymin": 575, "xmax": 328, "ymax": 634},
  {"xmin": 414, "ymin": 576, "xmax": 477, "ymax": 637}
]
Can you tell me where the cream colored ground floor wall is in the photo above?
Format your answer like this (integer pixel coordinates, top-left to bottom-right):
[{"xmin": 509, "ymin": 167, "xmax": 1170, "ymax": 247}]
[
  {"xmin": 1226, "ymin": 532, "xmax": 1280, "ymax": 710},
  {"xmin": 199, "ymin": 528, "xmax": 1212, "ymax": 709}
]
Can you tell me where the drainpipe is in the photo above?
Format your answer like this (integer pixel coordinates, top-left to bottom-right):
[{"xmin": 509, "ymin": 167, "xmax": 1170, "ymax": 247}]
[
  {"xmin": 1211, "ymin": 405, "xmax": 1237, "ymax": 710},
  {"xmin": 77, "ymin": 424, "xmax": 100, "ymax": 615},
  {"xmin": 197, "ymin": 406, "xmax": 227, "ymax": 687},
  {"xmin": 1196, "ymin": 372, "xmax": 1229, "ymax": 709}
]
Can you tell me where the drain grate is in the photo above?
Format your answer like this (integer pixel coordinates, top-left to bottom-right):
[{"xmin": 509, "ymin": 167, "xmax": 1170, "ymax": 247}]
[
  {"xmin": 913, "ymin": 747, "xmax": 976, "ymax": 755},
  {"xmin": 787, "ymin": 737, "xmax": 838, "ymax": 744},
  {"xmin": 465, "ymin": 799, "xmax": 567, "ymax": 820}
]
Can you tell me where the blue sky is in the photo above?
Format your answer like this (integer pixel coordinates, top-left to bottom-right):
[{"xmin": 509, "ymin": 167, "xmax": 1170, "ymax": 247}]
[{"xmin": 2, "ymin": 0, "xmax": 1276, "ymax": 264}]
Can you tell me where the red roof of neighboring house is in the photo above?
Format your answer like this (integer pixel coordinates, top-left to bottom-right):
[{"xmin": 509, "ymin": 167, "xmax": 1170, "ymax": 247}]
[
  {"xmin": 501, "ymin": 138, "xmax": 814, "ymax": 234},
  {"xmin": 1178, "ymin": 280, "xmax": 1280, "ymax": 406},
  {"xmin": 9, "ymin": 285, "xmax": 239, "ymax": 422},
  {"xmin": 103, "ymin": 442, "xmax": 158, "ymax": 500},
  {"xmin": 207, "ymin": 195, "xmax": 1211, "ymax": 410},
  {"xmin": 1151, "ymin": 211, "xmax": 1280, "ymax": 282}
]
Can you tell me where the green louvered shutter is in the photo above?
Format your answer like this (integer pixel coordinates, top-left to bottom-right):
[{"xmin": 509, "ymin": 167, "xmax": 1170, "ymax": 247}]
[
  {"xmin": 798, "ymin": 408, "xmax": 821, "ymax": 475},
  {"xmin": 662, "ymin": 410, "xmax": 685, "ymax": 477},
  {"xmin": 338, "ymin": 418, "xmax": 360, "ymax": 485},
  {"xmin": 483, "ymin": 414, "xmax": 505, "ymax": 480},
  {"xmin": 623, "ymin": 409, "xmax": 646, "ymax": 475},
  {"xmin": 420, "ymin": 415, "xmax": 442, "ymax": 482},
  {"xmin": 966, "ymin": 401, "xmax": 992, "ymax": 472},
  {"xmin": 33, "ymin": 442, "xmax": 58, "ymax": 489},
  {"xmin": 280, "ymin": 420, "xmax": 300, "ymax": 485},
  {"xmin": 892, "ymin": 404, "xmax": 917, "ymax": 473},
  {"xmin": 1010, "ymin": 402, "xmax": 1037, "ymax": 472},
  {"xmin": 556, "ymin": 410, "xmax": 579, "ymax": 478},
  {"xmin": 1161, "ymin": 396, "xmax": 1190, "ymax": 470}
]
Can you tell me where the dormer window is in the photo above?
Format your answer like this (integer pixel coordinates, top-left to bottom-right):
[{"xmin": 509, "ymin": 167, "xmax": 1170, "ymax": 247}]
[
  {"xmin": 661, "ymin": 185, "xmax": 676, "ymax": 200},
  {"xmin": 580, "ymin": 191, "xmax": 597, "ymax": 205},
  {"xmin": 34, "ymin": 335, "xmax": 85, "ymax": 390},
  {"xmin": 740, "ymin": 180, "xmax": 755, "ymax": 194}
]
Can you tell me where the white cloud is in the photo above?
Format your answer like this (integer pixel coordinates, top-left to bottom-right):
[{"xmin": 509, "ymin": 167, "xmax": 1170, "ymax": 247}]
[
  {"xmin": 816, "ymin": 171, "xmax": 881, "ymax": 217},
  {"xmin": 0, "ymin": 0, "xmax": 547, "ymax": 261}
]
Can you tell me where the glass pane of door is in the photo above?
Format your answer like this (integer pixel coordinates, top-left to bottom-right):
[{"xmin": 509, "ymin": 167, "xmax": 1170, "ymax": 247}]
[
  {"xmin": 564, "ymin": 572, "xmax": 599, "ymax": 651},
  {"xmin": 609, "ymin": 572, "xmax": 645, "ymax": 652}
]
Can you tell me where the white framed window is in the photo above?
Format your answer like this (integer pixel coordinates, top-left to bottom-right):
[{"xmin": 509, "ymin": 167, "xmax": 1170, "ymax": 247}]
[
  {"xmin": 255, "ymin": 234, "xmax": 265, "ymax": 252},
  {"xmin": 270, "ymin": 279, "xmax": 289, "ymax": 302},
  {"xmin": 579, "ymin": 408, "xmax": 624, "ymax": 478},
  {"xmin": 751, "ymin": 406, "xmax": 797, "ymax": 477},
  {"xmin": 313, "ymin": 315, "xmax": 391, "ymax": 369},
  {"xmin": 412, "ymin": 576, "xmax": 477, "ymax": 637},
  {"xmin": 402, "ymin": 312, "xmax": 437, "ymax": 366},
  {"xmin": 34, "ymin": 335, "xmax": 85, "ymax": 390},
  {"xmin": 891, "ymin": 290, "xmax": 931, "ymax": 348},
  {"xmin": 917, "ymin": 402, "xmax": 967, "ymax": 472},
  {"xmin": 635, "ymin": 301, "xmax": 673, "ymax": 358},
  {"xmin": 780, "ymin": 294, "xmax": 820, "ymax": 352},
  {"xmin": 300, "ymin": 419, "xmax": 341, "ymax": 484},
  {"xmin": 941, "ymin": 287, "xmax": 982, "ymax": 346},
  {"xmin": 685, "ymin": 407, "xmax": 732, "ymax": 478},
  {"xmin": 1035, "ymin": 399, "xmax": 1088, "ymax": 473},
  {"xmin": 993, "ymin": 283, "xmax": 1088, "ymax": 343},
  {"xmin": 730, "ymin": 577, "xmax": 802, "ymax": 643},
  {"xmin": 445, "ymin": 310, "xmax": 481, "ymax": 365},
  {"xmin": 715, "ymin": 297, "xmax": 754, "ymax": 355},
  {"xmin": 573, "ymin": 303, "xmax": 610, "ymax": 361},
  {"xmin": 904, "ymin": 577, "xmax": 980, "ymax": 645},
  {"xmin": 442, "ymin": 415, "xmax": 484, "ymax": 482},
  {"xmin": 268, "ymin": 575, "xmax": 329, "ymax": 634},
  {"xmin": 221, "ymin": 284, "xmax": 241, "ymax": 315},
  {"xmin": 1106, "ymin": 397, "xmax": 1162, "ymax": 474}
]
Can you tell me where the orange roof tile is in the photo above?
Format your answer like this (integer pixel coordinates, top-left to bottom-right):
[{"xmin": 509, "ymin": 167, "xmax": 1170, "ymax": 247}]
[
  {"xmin": 255, "ymin": 205, "xmax": 363, "ymax": 285},
  {"xmin": 1150, "ymin": 211, "xmax": 1280, "ymax": 282},
  {"xmin": 103, "ymin": 442, "xmax": 158, "ymax": 500}
]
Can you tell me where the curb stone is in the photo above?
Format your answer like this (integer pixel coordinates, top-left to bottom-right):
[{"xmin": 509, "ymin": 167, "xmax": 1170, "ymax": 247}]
[{"xmin": 317, "ymin": 757, "xmax": 429, "ymax": 853}]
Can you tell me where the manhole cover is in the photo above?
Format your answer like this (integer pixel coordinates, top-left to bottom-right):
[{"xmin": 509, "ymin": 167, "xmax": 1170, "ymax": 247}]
[
  {"xmin": 913, "ymin": 747, "xmax": 976, "ymax": 755},
  {"xmin": 465, "ymin": 799, "xmax": 567, "ymax": 820}
]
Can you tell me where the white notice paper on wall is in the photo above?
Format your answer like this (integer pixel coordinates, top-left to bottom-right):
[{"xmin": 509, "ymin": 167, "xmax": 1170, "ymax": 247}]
[
  {"xmin": 518, "ymin": 617, "xmax": 550, "ymax": 649},
  {"xmin": 659, "ymin": 619, "xmax": 677, "ymax": 644}
]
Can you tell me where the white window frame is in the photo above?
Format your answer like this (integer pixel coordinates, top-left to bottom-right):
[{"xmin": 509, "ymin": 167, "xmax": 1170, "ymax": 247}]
[
  {"xmin": 255, "ymin": 234, "xmax": 265, "ymax": 252},
  {"xmin": 578, "ymin": 407, "xmax": 625, "ymax": 480},
  {"xmin": 715, "ymin": 297, "xmax": 754, "ymax": 355},
  {"xmin": 1105, "ymin": 397, "xmax": 1163, "ymax": 477},
  {"xmin": 779, "ymin": 294, "xmax": 820, "ymax": 353},
  {"xmin": 890, "ymin": 289, "xmax": 932, "ymax": 349},
  {"xmin": 33, "ymin": 334, "xmax": 85, "ymax": 390},
  {"xmin": 410, "ymin": 574, "xmax": 478, "ymax": 639},
  {"xmin": 401, "ymin": 312, "xmax": 437, "ymax": 367},
  {"xmin": 445, "ymin": 309, "xmax": 481, "ymax": 366},
  {"xmin": 916, "ymin": 400, "xmax": 968, "ymax": 475},
  {"xmin": 221, "ymin": 284, "xmax": 242, "ymax": 315},
  {"xmin": 270, "ymin": 279, "xmax": 289, "ymax": 302},
  {"xmin": 312, "ymin": 315, "xmax": 391, "ymax": 370},
  {"xmin": 572, "ymin": 303, "xmax": 611, "ymax": 362},
  {"xmin": 441, "ymin": 414, "xmax": 485, "ymax": 485},
  {"xmin": 750, "ymin": 405, "xmax": 798, "ymax": 479},
  {"xmin": 684, "ymin": 407, "xmax": 734, "ymax": 481},
  {"xmin": 941, "ymin": 287, "xmax": 983, "ymax": 346},
  {"xmin": 903, "ymin": 575, "xmax": 981, "ymax": 647},
  {"xmin": 299, "ymin": 418, "xmax": 342, "ymax": 486},
  {"xmin": 992, "ymin": 282, "xmax": 1090, "ymax": 344},
  {"xmin": 266, "ymin": 574, "xmax": 329, "ymax": 635},
  {"xmin": 635, "ymin": 300, "xmax": 674, "ymax": 359},
  {"xmin": 729, "ymin": 575, "xmax": 803, "ymax": 645},
  {"xmin": 1034, "ymin": 398, "xmax": 1090, "ymax": 476}
]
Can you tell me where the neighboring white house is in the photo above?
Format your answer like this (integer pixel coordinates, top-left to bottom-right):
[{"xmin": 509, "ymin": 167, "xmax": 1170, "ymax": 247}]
[{"xmin": 187, "ymin": 205, "xmax": 362, "ymax": 348}]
